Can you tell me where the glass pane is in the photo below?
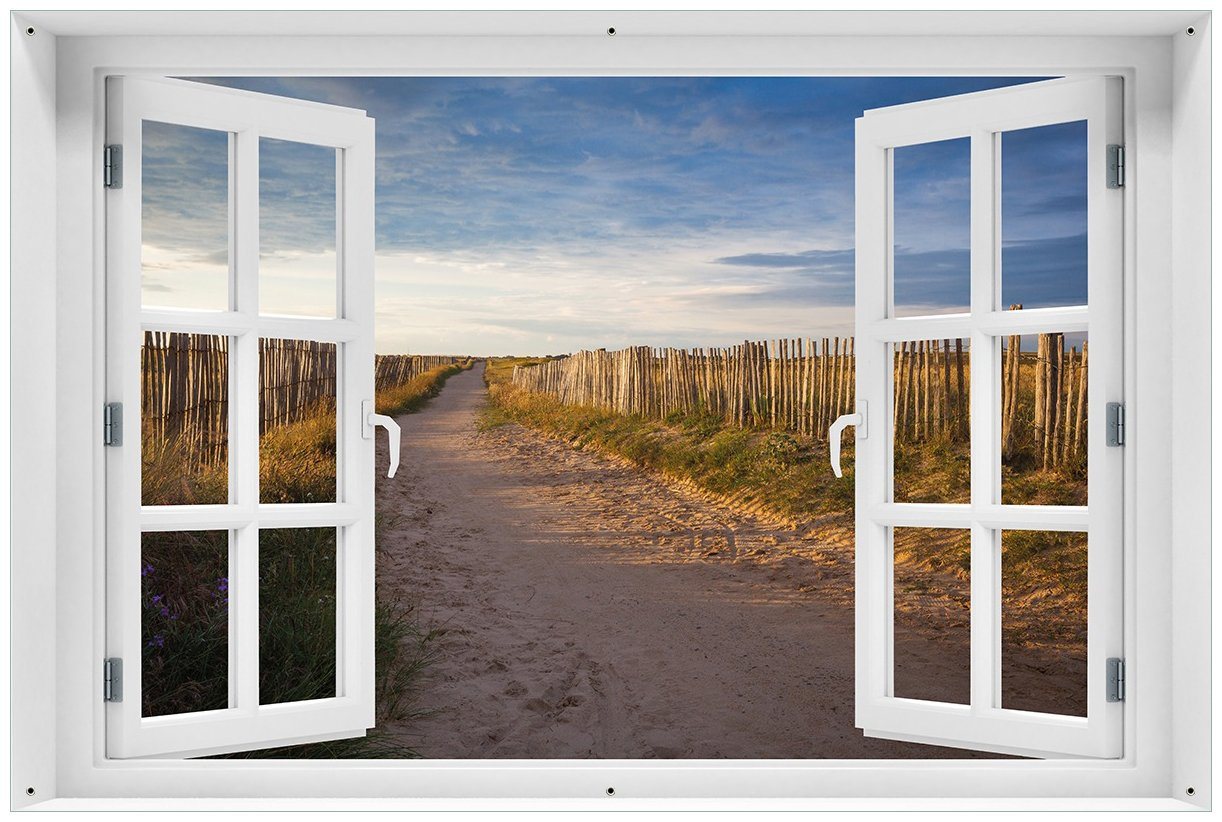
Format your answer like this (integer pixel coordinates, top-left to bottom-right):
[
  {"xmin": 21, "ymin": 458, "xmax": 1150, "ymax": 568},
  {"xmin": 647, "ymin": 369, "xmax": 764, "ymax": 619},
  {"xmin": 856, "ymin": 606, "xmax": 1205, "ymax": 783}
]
[
  {"xmin": 892, "ymin": 137, "xmax": 971, "ymax": 317},
  {"xmin": 141, "ymin": 530, "xmax": 230, "ymax": 717},
  {"xmin": 259, "ymin": 339, "xmax": 337, "ymax": 504},
  {"xmin": 259, "ymin": 528, "xmax": 338, "ymax": 705},
  {"xmin": 893, "ymin": 528, "xmax": 971, "ymax": 704},
  {"xmin": 259, "ymin": 138, "xmax": 338, "ymax": 318},
  {"xmin": 141, "ymin": 120, "xmax": 230, "ymax": 311},
  {"xmin": 142, "ymin": 331, "xmax": 229, "ymax": 506},
  {"xmin": 1000, "ymin": 331, "xmax": 1088, "ymax": 505},
  {"xmin": 1001, "ymin": 121, "xmax": 1088, "ymax": 310},
  {"xmin": 1001, "ymin": 530, "xmax": 1088, "ymax": 716},
  {"xmin": 892, "ymin": 338, "xmax": 970, "ymax": 503}
]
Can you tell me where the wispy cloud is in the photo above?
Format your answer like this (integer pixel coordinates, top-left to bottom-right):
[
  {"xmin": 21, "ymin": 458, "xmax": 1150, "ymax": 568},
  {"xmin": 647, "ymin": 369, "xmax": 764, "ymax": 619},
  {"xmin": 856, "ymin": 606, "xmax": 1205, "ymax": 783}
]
[
  {"xmin": 715, "ymin": 249, "xmax": 855, "ymax": 270},
  {"xmin": 146, "ymin": 76, "xmax": 1075, "ymax": 353}
]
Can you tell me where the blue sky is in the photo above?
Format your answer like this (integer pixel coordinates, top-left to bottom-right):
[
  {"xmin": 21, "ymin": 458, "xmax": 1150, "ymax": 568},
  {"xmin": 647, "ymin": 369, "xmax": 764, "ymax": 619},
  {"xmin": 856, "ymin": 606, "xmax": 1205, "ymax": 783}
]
[{"xmin": 142, "ymin": 77, "xmax": 1087, "ymax": 355}]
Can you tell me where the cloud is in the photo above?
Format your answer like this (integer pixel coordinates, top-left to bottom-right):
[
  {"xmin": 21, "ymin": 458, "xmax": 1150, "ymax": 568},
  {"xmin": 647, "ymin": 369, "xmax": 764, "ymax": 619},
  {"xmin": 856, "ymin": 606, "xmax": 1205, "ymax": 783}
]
[
  {"xmin": 893, "ymin": 246, "xmax": 970, "ymax": 312},
  {"xmin": 1001, "ymin": 233, "xmax": 1087, "ymax": 308},
  {"xmin": 155, "ymin": 76, "xmax": 1064, "ymax": 354},
  {"xmin": 715, "ymin": 249, "xmax": 854, "ymax": 270},
  {"xmin": 141, "ymin": 120, "xmax": 229, "ymax": 259}
]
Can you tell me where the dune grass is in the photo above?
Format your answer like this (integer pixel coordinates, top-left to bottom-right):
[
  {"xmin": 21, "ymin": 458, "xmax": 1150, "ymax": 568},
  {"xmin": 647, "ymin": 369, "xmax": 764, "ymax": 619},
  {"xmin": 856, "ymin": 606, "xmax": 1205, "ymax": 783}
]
[
  {"xmin": 482, "ymin": 357, "xmax": 1089, "ymax": 657},
  {"xmin": 378, "ymin": 360, "xmax": 474, "ymax": 417},
  {"xmin": 140, "ymin": 361, "xmax": 470, "ymax": 758},
  {"xmin": 481, "ymin": 360, "xmax": 856, "ymax": 524}
]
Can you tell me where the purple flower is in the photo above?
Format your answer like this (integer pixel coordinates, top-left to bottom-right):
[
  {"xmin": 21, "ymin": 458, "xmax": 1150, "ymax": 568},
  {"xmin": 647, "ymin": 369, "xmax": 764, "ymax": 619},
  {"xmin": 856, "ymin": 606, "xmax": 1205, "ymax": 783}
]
[
  {"xmin": 145, "ymin": 633, "xmax": 165, "ymax": 650},
  {"xmin": 141, "ymin": 562, "xmax": 155, "ymax": 578}
]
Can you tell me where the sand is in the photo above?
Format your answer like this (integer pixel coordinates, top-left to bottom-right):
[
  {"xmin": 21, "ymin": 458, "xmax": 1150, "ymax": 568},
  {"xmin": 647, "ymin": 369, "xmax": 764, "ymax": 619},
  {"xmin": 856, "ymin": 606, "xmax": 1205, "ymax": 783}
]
[{"xmin": 374, "ymin": 363, "xmax": 998, "ymax": 759}]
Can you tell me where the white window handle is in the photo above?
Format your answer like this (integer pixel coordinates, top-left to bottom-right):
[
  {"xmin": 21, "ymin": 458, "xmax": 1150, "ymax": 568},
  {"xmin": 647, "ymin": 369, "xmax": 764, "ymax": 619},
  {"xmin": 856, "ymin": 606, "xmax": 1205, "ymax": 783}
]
[
  {"xmin": 361, "ymin": 399, "xmax": 402, "ymax": 479},
  {"xmin": 829, "ymin": 401, "xmax": 867, "ymax": 479}
]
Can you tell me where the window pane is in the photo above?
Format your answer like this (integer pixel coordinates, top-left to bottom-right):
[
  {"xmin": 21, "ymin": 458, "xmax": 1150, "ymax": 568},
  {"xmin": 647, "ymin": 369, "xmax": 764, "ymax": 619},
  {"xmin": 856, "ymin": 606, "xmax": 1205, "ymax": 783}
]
[
  {"xmin": 1001, "ymin": 530, "xmax": 1087, "ymax": 716},
  {"xmin": 259, "ymin": 138, "xmax": 338, "ymax": 318},
  {"xmin": 259, "ymin": 528, "xmax": 338, "ymax": 705},
  {"xmin": 1001, "ymin": 121, "xmax": 1088, "ymax": 310},
  {"xmin": 141, "ymin": 530, "xmax": 230, "ymax": 717},
  {"xmin": 892, "ymin": 137, "xmax": 971, "ymax": 317},
  {"xmin": 142, "ymin": 332, "xmax": 230, "ymax": 506},
  {"xmin": 893, "ymin": 528, "xmax": 971, "ymax": 704},
  {"xmin": 259, "ymin": 339, "xmax": 337, "ymax": 504},
  {"xmin": 142, "ymin": 120, "xmax": 230, "ymax": 311},
  {"xmin": 892, "ymin": 338, "xmax": 970, "ymax": 503},
  {"xmin": 1000, "ymin": 331, "xmax": 1088, "ymax": 505}
]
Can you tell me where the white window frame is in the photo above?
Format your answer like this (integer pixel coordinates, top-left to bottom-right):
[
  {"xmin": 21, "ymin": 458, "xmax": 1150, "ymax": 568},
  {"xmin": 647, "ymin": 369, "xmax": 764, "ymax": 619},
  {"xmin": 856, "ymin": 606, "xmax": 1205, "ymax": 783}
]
[
  {"xmin": 104, "ymin": 76, "xmax": 378, "ymax": 759},
  {"xmin": 9, "ymin": 9, "xmax": 1212, "ymax": 811},
  {"xmin": 853, "ymin": 77, "xmax": 1124, "ymax": 759}
]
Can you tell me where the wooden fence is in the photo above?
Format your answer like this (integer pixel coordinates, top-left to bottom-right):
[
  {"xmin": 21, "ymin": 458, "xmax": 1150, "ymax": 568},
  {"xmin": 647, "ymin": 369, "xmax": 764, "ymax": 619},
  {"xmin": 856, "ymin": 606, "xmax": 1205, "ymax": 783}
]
[
  {"xmin": 142, "ymin": 332, "xmax": 231, "ymax": 467},
  {"xmin": 512, "ymin": 338, "xmax": 856, "ymax": 439},
  {"xmin": 258, "ymin": 337, "xmax": 338, "ymax": 433},
  {"xmin": 511, "ymin": 334, "xmax": 1088, "ymax": 468},
  {"xmin": 375, "ymin": 353, "xmax": 466, "ymax": 392},
  {"xmin": 141, "ymin": 331, "xmax": 464, "ymax": 463},
  {"xmin": 1003, "ymin": 333, "xmax": 1088, "ymax": 469},
  {"xmin": 891, "ymin": 338, "xmax": 968, "ymax": 443}
]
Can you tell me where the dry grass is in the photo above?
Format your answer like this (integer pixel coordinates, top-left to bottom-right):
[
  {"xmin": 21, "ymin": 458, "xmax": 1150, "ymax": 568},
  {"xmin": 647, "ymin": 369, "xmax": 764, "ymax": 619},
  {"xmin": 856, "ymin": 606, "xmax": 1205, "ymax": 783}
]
[
  {"xmin": 378, "ymin": 360, "xmax": 474, "ymax": 417},
  {"xmin": 486, "ymin": 357, "xmax": 1089, "ymax": 670},
  {"xmin": 482, "ymin": 373, "xmax": 857, "ymax": 525},
  {"xmin": 139, "ymin": 363, "xmax": 469, "ymax": 758}
]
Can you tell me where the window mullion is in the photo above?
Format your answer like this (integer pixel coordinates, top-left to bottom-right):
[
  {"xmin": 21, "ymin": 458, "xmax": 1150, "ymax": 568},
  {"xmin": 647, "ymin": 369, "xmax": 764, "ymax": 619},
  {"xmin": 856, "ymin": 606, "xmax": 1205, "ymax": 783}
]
[
  {"xmin": 338, "ymin": 132, "xmax": 375, "ymax": 707},
  {"xmin": 969, "ymin": 128, "xmax": 1001, "ymax": 714},
  {"xmin": 232, "ymin": 126, "xmax": 261, "ymax": 713}
]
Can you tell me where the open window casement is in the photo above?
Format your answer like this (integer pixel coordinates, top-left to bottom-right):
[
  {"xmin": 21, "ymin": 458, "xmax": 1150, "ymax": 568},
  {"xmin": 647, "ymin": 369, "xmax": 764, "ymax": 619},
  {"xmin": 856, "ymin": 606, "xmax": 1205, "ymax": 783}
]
[
  {"xmin": 850, "ymin": 76, "xmax": 1124, "ymax": 758},
  {"xmin": 105, "ymin": 77, "xmax": 383, "ymax": 758}
]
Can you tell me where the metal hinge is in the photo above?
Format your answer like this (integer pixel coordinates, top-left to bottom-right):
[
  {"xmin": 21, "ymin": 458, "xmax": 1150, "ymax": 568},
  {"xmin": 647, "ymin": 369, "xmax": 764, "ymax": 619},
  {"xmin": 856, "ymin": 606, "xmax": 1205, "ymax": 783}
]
[
  {"xmin": 104, "ymin": 144, "xmax": 123, "ymax": 189},
  {"xmin": 1106, "ymin": 402, "xmax": 1125, "ymax": 447},
  {"xmin": 1107, "ymin": 144, "xmax": 1125, "ymax": 189},
  {"xmin": 103, "ymin": 658, "xmax": 123, "ymax": 702},
  {"xmin": 103, "ymin": 402, "xmax": 123, "ymax": 446},
  {"xmin": 1106, "ymin": 657, "xmax": 1125, "ymax": 702}
]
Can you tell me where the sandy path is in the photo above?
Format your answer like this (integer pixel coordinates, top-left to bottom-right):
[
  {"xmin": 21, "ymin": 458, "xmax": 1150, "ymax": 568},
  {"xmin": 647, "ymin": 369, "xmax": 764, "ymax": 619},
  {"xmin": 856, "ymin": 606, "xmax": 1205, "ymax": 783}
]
[{"xmin": 375, "ymin": 364, "xmax": 988, "ymax": 759}]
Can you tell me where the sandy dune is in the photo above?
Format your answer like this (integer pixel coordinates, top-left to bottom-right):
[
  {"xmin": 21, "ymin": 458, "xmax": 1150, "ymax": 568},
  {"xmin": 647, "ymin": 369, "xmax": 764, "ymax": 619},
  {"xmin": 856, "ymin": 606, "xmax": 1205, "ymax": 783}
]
[{"xmin": 375, "ymin": 363, "xmax": 996, "ymax": 759}]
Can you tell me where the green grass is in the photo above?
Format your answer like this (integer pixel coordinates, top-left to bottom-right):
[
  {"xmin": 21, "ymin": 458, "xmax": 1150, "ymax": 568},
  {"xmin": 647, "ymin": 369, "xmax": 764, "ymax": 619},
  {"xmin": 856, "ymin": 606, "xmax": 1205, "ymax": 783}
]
[
  {"xmin": 378, "ymin": 360, "xmax": 474, "ymax": 417},
  {"xmin": 219, "ymin": 595, "xmax": 442, "ymax": 759},
  {"xmin": 481, "ymin": 377, "xmax": 856, "ymax": 524},
  {"xmin": 140, "ymin": 363, "xmax": 468, "ymax": 758},
  {"xmin": 140, "ymin": 530, "xmax": 230, "ymax": 717},
  {"xmin": 481, "ymin": 355, "xmax": 562, "ymax": 387}
]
